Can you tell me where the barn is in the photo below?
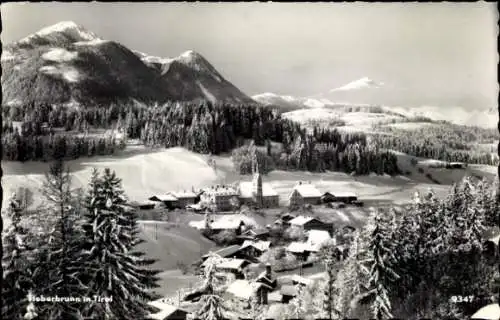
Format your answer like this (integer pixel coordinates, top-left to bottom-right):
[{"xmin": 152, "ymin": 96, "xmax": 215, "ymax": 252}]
[
  {"xmin": 148, "ymin": 194, "xmax": 179, "ymax": 209},
  {"xmin": 289, "ymin": 182, "xmax": 322, "ymax": 207}
]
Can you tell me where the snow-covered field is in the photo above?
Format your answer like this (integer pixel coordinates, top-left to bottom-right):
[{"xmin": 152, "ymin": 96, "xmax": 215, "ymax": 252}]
[
  {"xmin": 383, "ymin": 122, "xmax": 436, "ymax": 130},
  {"xmin": 2, "ymin": 144, "xmax": 467, "ymax": 213},
  {"xmin": 282, "ymin": 108, "xmax": 404, "ymax": 132}
]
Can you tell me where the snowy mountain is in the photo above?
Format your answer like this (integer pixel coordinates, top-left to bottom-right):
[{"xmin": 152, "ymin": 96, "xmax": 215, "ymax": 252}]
[
  {"xmin": 253, "ymin": 90, "xmax": 497, "ymax": 129},
  {"xmin": 329, "ymin": 77, "xmax": 384, "ymax": 92},
  {"xmin": 252, "ymin": 92, "xmax": 337, "ymax": 111},
  {"xmin": 2, "ymin": 21, "xmax": 255, "ymax": 107}
]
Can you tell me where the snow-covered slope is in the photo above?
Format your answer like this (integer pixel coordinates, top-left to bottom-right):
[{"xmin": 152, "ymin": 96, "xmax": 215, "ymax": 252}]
[
  {"xmin": 254, "ymin": 80, "xmax": 496, "ymax": 129},
  {"xmin": 2, "ymin": 21, "xmax": 255, "ymax": 106}
]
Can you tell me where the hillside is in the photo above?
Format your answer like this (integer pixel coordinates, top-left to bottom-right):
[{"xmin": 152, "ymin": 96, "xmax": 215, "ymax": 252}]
[
  {"xmin": 1, "ymin": 21, "xmax": 254, "ymax": 107},
  {"xmin": 137, "ymin": 221, "xmax": 216, "ymax": 271},
  {"xmin": 3, "ymin": 144, "xmax": 489, "ymax": 212}
]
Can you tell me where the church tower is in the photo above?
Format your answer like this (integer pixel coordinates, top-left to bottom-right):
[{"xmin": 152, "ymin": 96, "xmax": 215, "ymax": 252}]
[{"xmin": 252, "ymin": 153, "xmax": 263, "ymax": 208}]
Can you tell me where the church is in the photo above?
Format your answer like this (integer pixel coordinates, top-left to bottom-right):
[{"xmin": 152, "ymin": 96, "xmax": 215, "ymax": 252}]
[{"xmin": 238, "ymin": 156, "xmax": 280, "ymax": 209}]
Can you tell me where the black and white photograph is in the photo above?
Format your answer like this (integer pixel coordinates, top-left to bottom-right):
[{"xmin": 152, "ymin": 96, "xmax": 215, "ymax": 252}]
[{"xmin": 1, "ymin": 2, "xmax": 499, "ymax": 320}]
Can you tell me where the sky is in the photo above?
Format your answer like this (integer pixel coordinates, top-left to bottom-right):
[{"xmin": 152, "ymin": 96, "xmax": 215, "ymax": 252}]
[{"xmin": 1, "ymin": 2, "xmax": 498, "ymax": 109}]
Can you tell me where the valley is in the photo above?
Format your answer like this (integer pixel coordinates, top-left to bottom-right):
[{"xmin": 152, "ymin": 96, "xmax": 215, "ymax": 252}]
[{"xmin": 1, "ymin": 12, "xmax": 498, "ymax": 320}]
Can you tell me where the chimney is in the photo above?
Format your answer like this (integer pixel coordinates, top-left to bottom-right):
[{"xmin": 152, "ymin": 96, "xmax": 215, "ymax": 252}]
[{"xmin": 265, "ymin": 264, "xmax": 272, "ymax": 278}]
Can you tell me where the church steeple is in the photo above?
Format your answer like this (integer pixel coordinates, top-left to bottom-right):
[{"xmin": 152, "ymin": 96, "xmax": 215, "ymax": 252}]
[{"xmin": 251, "ymin": 152, "xmax": 263, "ymax": 208}]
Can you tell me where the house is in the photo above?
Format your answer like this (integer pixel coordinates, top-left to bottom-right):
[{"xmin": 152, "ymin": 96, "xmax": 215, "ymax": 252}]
[
  {"xmin": 224, "ymin": 279, "xmax": 273, "ymax": 305},
  {"xmin": 148, "ymin": 299, "xmax": 189, "ymax": 320},
  {"xmin": 186, "ymin": 203, "xmax": 204, "ymax": 212},
  {"xmin": 190, "ymin": 215, "xmax": 246, "ymax": 234},
  {"xmin": 321, "ymin": 192, "xmax": 336, "ymax": 204},
  {"xmin": 200, "ymin": 185, "xmax": 240, "ymax": 211},
  {"xmin": 286, "ymin": 242, "xmax": 313, "ymax": 261},
  {"xmin": 148, "ymin": 194, "xmax": 179, "ymax": 209},
  {"xmin": 446, "ymin": 162, "xmax": 467, "ymax": 169},
  {"xmin": 471, "ymin": 303, "xmax": 500, "ymax": 320},
  {"xmin": 170, "ymin": 191, "xmax": 197, "ymax": 208},
  {"xmin": 331, "ymin": 191, "xmax": 358, "ymax": 204},
  {"xmin": 202, "ymin": 258, "xmax": 250, "ymax": 279},
  {"xmin": 128, "ymin": 200, "xmax": 157, "ymax": 210},
  {"xmin": 237, "ymin": 228, "xmax": 270, "ymax": 241},
  {"xmin": 240, "ymin": 240, "xmax": 271, "ymax": 258},
  {"xmin": 289, "ymin": 182, "xmax": 322, "ymax": 207},
  {"xmin": 201, "ymin": 245, "xmax": 244, "ymax": 261},
  {"xmin": 238, "ymin": 159, "xmax": 279, "ymax": 208},
  {"xmin": 289, "ymin": 216, "xmax": 331, "ymax": 232}
]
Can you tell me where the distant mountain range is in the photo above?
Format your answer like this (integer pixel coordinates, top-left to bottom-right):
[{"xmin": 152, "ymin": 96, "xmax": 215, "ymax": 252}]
[
  {"xmin": 1, "ymin": 21, "xmax": 255, "ymax": 107},
  {"xmin": 252, "ymin": 77, "xmax": 497, "ymax": 129}
]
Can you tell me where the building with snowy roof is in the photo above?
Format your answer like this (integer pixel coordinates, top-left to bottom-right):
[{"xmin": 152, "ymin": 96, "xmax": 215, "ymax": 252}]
[
  {"xmin": 239, "ymin": 240, "xmax": 271, "ymax": 258},
  {"xmin": 289, "ymin": 181, "xmax": 322, "ymax": 207},
  {"xmin": 148, "ymin": 299, "xmax": 189, "ymax": 320},
  {"xmin": 224, "ymin": 279, "xmax": 273, "ymax": 305},
  {"xmin": 289, "ymin": 215, "xmax": 331, "ymax": 232},
  {"xmin": 200, "ymin": 185, "xmax": 240, "ymax": 211},
  {"xmin": 238, "ymin": 157, "xmax": 279, "ymax": 208},
  {"xmin": 170, "ymin": 190, "xmax": 197, "ymax": 208},
  {"xmin": 148, "ymin": 194, "xmax": 179, "ymax": 208}
]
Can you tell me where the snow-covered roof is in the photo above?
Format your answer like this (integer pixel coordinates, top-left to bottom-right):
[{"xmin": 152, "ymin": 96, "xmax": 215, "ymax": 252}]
[
  {"xmin": 186, "ymin": 203, "xmax": 203, "ymax": 210},
  {"xmin": 148, "ymin": 299, "xmax": 186, "ymax": 320},
  {"xmin": 330, "ymin": 191, "xmax": 357, "ymax": 198},
  {"xmin": 226, "ymin": 280, "xmax": 264, "ymax": 300},
  {"xmin": 202, "ymin": 245, "xmax": 242, "ymax": 259},
  {"xmin": 215, "ymin": 258, "xmax": 248, "ymax": 270},
  {"xmin": 149, "ymin": 194, "xmax": 178, "ymax": 202},
  {"xmin": 241, "ymin": 240, "xmax": 271, "ymax": 252},
  {"xmin": 289, "ymin": 216, "xmax": 320, "ymax": 226},
  {"xmin": 291, "ymin": 183, "xmax": 322, "ymax": 198},
  {"xmin": 471, "ymin": 303, "xmax": 500, "ymax": 320},
  {"xmin": 306, "ymin": 230, "xmax": 332, "ymax": 247},
  {"xmin": 203, "ymin": 185, "xmax": 239, "ymax": 196},
  {"xmin": 290, "ymin": 275, "xmax": 313, "ymax": 286},
  {"xmin": 189, "ymin": 217, "xmax": 243, "ymax": 230},
  {"xmin": 170, "ymin": 191, "xmax": 197, "ymax": 199},
  {"xmin": 286, "ymin": 242, "xmax": 311, "ymax": 253},
  {"xmin": 239, "ymin": 182, "xmax": 278, "ymax": 198}
]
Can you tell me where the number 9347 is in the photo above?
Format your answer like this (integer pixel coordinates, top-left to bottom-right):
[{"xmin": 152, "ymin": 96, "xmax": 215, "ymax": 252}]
[{"xmin": 450, "ymin": 295, "xmax": 475, "ymax": 303}]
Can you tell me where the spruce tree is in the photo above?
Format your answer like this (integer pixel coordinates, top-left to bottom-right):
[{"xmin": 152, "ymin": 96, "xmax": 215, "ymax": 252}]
[
  {"xmin": 80, "ymin": 168, "xmax": 160, "ymax": 320},
  {"xmin": 2, "ymin": 194, "xmax": 32, "ymax": 320},
  {"xmin": 322, "ymin": 257, "xmax": 340, "ymax": 320},
  {"xmin": 366, "ymin": 215, "xmax": 399, "ymax": 320},
  {"xmin": 194, "ymin": 263, "xmax": 226, "ymax": 320},
  {"xmin": 36, "ymin": 160, "xmax": 85, "ymax": 319}
]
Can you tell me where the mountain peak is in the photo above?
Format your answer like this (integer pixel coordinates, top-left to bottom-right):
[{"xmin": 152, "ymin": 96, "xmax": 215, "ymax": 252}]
[
  {"xmin": 330, "ymin": 77, "xmax": 384, "ymax": 92},
  {"xmin": 177, "ymin": 50, "xmax": 207, "ymax": 64},
  {"xmin": 16, "ymin": 21, "xmax": 99, "ymax": 46}
]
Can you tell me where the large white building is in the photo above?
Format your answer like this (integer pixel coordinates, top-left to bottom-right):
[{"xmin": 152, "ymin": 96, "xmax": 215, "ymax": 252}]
[{"xmin": 200, "ymin": 185, "xmax": 240, "ymax": 211}]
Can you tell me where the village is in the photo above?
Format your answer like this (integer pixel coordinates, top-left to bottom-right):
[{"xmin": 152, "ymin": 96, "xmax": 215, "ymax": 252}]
[{"xmin": 132, "ymin": 158, "xmax": 369, "ymax": 319}]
